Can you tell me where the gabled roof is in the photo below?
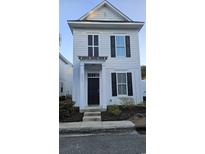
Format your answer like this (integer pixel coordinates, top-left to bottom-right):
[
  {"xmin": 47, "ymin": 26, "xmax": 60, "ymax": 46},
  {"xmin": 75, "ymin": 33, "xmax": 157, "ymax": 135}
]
[
  {"xmin": 79, "ymin": 0, "xmax": 132, "ymax": 21},
  {"xmin": 68, "ymin": 1, "xmax": 144, "ymax": 33}
]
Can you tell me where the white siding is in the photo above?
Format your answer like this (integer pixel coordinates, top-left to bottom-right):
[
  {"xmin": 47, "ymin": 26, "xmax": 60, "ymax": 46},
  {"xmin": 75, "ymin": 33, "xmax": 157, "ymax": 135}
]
[
  {"xmin": 73, "ymin": 28, "xmax": 143, "ymax": 107},
  {"xmin": 105, "ymin": 67, "xmax": 142, "ymax": 105},
  {"xmin": 85, "ymin": 6, "xmax": 125, "ymax": 21},
  {"xmin": 73, "ymin": 28, "xmax": 141, "ymax": 67}
]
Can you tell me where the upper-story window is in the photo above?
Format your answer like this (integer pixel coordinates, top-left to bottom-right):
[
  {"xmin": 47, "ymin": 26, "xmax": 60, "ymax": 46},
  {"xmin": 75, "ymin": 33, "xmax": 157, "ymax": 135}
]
[
  {"xmin": 110, "ymin": 35, "xmax": 131, "ymax": 58},
  {"xmin": 116, "ymin": 36, "xmax": 126, "ymax": 57},
  {"xmin": 88, "ymin": 35, "xmax": 99, "ymax": 57}
]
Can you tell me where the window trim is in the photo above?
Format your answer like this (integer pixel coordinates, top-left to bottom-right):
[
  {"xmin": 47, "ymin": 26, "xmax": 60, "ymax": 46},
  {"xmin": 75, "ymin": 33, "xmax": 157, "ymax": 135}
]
[
  {"xmin": 116, "ymin": 73, "xmax": 128, "ymax": 96},
  {"xmin": 88, "ymin": 35, "xmax": 99, "ymax": 57},
  {"xmin": 88, "ymin": 73, "xmax": 100, "ymax": 78},
  {"xmin": 115, "ymin": 36, "xmax": 126, "ymax": 58}
]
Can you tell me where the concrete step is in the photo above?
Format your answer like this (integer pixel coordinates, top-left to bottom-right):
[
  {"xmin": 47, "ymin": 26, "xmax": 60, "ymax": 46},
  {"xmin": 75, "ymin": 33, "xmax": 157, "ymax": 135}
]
[
  {"xmin": 84, "ymin": 111, "xmax": 101, "ymax": 116},
  {"xmin": 83, "ymin": 106, "xmax": 102, "ymax": 112},
  {"xmin": 83, "ymin": 116, "xmax": 101, "ymax": 122}
]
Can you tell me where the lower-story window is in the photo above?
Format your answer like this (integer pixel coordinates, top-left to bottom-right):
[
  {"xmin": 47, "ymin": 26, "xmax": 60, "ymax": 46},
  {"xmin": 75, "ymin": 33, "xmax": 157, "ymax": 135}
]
[
  {"xmin": 111, "ymin": 72, "xmax": 133, "ymax": 96},
  {"xmin": 117, "ymin": 73, "xmax": 127, "ymax": 95}
]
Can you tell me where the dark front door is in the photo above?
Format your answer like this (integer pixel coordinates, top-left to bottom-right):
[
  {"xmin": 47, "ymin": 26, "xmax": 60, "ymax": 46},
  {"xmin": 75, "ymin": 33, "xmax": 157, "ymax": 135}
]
[{"xmin": 88, "ymin": 78, "xmax": 99, "ymax": 105}]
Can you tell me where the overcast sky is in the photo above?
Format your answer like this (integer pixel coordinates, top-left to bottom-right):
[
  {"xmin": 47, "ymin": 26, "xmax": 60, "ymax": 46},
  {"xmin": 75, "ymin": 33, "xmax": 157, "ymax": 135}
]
[{"xmin": 59, "ymin": 0, "xmax": 146, "ymax": 65}]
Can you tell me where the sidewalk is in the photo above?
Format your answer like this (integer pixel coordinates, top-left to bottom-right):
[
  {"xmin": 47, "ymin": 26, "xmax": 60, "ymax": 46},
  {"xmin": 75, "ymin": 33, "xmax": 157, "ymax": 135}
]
[{"xmin": 59, "ymin": 121, "xmax": 136, "ymax": 134}]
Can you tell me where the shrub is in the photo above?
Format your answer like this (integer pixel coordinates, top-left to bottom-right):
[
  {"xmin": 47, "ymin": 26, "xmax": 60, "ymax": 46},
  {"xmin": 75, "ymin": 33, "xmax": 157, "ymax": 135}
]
[
  {"xmin": 119, "ymin": 97, "xmax": 136, "ymax": 115},
  {"xmin": 59, "ymin": 95, "xmax": 72, "ymax": 101},
  {"xmin": 59, "ymin": 96, "xmax": 66, "ymax": 101},
  {"xmin": 136, "ymin": 101, "xmax": 146, "ymax": 107},
  {"xmin": 59, "ymin": 98, "xmax": 75, "ymax": 120},
  {"xmin": 119, "ymin": 97, "xmax": 135, "ymax": 107},
  {"xmin": 66, "ymin": 94, "xmax": 72, "ymax": 100},
  {"xmin": 107, "ymin": 105, "xmax": 122, "ymax": 116}
]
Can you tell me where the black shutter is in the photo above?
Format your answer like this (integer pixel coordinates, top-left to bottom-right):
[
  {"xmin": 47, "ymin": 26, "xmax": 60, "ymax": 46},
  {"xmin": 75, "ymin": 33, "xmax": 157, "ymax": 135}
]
[
  {"xmin": 110, "ymin": 36, "xmax": 116, "ymax": 57},
  {"xmin": 111, "ymin": 73, "xmax": 117, "ymax": 96},
  {"xmin": 127, "ymin": 72, "xmax": 133, "ymax": 96},
  {"xmin": 125, "ymin": 36, "xmax": 131, "ymax": 57},
  {"xmin": 88, "ymin": 35, "xmax": 93, "ymax": 56}
]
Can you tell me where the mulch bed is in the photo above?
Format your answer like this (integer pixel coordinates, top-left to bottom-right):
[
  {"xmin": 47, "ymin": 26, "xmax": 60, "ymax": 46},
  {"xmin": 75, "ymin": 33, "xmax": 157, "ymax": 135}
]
[
  {"xmin": 59, "ymin": 107, "xmax": 84, "ymax": 122},
  {"xmin": 59, "ymin": 98, "xmax": 84, "ymax": 122},
  {"xmin": 129, "ymin": 116, "xmax": 146, "ymax": 128},
  {"xmin": 101, "ymin": 105, "xmax": 146, "ymax": 134},
  {"xmin": 101, "ymin": 106, "xmax": 146, "ymax": 121}
]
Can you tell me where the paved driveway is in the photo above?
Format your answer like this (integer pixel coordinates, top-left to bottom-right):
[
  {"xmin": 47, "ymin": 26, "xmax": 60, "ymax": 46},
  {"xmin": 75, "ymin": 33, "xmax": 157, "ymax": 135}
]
[{"xmin": 59, "ymin": 131, "xmax": 146, "ymax": 154}]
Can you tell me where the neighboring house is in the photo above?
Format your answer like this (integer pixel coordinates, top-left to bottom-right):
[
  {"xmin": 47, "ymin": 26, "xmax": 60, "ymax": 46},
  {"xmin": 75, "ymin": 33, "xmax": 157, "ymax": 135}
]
[
  {"xmin": 68, "ymin": 0, "xmax": 144, "ymax": 110},
  {"xmin": 59, "ymin": 53, "xmax": 73, "ymax": 96}
]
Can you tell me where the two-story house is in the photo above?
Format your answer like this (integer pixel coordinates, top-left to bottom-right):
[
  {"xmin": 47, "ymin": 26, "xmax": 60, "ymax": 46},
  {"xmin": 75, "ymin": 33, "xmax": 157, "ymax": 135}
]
[{"xmin": 68, "ymin": 0, "xmax": 144, "ymax": 111}]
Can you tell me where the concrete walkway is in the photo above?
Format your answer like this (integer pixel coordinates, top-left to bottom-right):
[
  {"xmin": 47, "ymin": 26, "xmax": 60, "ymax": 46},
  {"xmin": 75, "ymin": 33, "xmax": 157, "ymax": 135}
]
[{"xmin": 59, "ymin": 121, "xmax": 136, "ymax": 134}]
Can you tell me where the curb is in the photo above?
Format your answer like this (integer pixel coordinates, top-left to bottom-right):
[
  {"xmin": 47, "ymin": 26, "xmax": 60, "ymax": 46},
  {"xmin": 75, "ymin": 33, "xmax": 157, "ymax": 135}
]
[{"xmin": 59, "ymin": 125, "xmax": 136, "ymax": 134}]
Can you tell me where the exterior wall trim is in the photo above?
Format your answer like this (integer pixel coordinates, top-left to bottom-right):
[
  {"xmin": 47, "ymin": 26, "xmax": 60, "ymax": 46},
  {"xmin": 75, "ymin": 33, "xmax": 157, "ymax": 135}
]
[{"xmin": 79, "ymin": 1, "xmax": 132, "ymax": 21}]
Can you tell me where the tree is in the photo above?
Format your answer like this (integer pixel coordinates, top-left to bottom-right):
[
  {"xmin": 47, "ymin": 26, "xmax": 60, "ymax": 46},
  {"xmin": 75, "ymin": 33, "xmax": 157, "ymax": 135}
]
[{"xmin": 141, "ymin": 65, "xmax": 146, "ymax": 80}]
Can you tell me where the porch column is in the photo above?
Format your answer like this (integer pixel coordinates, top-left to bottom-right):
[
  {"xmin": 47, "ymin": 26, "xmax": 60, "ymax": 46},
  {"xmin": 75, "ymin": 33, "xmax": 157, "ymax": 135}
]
[
  {"xmin": 80, "ymin": 62, "xmax": 85, "ymax": 110},
  {"xmin": 102, "ymin": 63, "xmax": 107, "ymax": 109}
]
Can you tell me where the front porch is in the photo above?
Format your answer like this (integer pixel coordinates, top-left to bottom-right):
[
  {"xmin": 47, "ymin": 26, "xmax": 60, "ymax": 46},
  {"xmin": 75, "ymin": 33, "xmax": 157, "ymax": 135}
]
[{"xmin": 78, "ymin": 56, "xmax": 108, "ymax": 111}]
